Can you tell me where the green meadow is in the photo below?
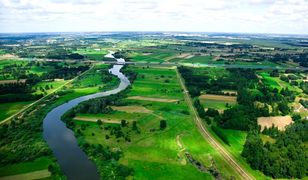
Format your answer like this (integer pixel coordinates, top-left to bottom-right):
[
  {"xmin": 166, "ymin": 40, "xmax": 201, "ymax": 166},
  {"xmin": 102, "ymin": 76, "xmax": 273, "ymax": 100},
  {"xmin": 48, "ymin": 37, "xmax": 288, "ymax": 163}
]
[
  {"xmin": 199, "ymin": 99, "xmax": 236, "ymax": 110},
  {"xmin": 74, "ymin": 48, "xmax": 108, "ymax": 60},
  {"xmin": 259, "ymin": 72, "xmax": 302, "ymax": 92},
  {"xmin": 0, "ymin": 157, "xmax": 52, "ymax": 177},
  {"xmin": 0, "ymin": 101, "xmax": 33, "ymax": 121}
]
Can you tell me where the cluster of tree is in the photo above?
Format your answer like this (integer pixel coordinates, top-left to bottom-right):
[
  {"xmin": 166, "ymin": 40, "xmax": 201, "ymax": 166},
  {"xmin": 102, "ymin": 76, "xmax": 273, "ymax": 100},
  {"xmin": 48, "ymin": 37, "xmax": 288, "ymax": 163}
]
[
  {"xmin": 266, "ymin": 52, "xmax": 308, "ymax": 67},
  {"xmin": 0, "ymin": 82, "xmax": 32, "ymax": 95},
  {"xmin": 0, "ymin": 101, "xmax": 52, "ymax": 165},
  {"xmin": 160, "ymin": 120, "xmax": 167, "ymax": 130},
  {"xmin": 178, "ymin": 67, "xmax": 255, "ymax": 98},
  {"xmin": 242, "ymin": 120, "xmax": 308, "ymax": 178},
  {"xmin": 80, "ymin": 143, "xmax": 133, "ymax": 179},
  {"xmin": 186, "ymin": 42, "xmax": 253, "ymax": 50},
  {"xmin": 215, "ymin": 104, "xmax": 258, "ymax": 130},
  {"xmin": 45, "ymin": 48, "xmax": 85, "ymax": 60},
  {"xmin": 193, "ymin": 99, "xmax": 206, "ymax": 119},
  {"xmin": 211, "ymin": 126, "xmax": 230, "ymax": 145},
  {"xmin": 261, "ymin": 125, "xmax": 279, "ymax": 138},
  {"xmin": 121, "ymin": 66, "xmax": 138, "ymax": 83},
  {"xmin": 299, "ymin": 99, "xmax": 308, "ymax": 108},
  {"xmin": 0, "ymin": 93, "xmax": 43, "ymax": 103},
  {"xmin": 42, "ymin": 66, "xmax": 89, "ymax": 80}
]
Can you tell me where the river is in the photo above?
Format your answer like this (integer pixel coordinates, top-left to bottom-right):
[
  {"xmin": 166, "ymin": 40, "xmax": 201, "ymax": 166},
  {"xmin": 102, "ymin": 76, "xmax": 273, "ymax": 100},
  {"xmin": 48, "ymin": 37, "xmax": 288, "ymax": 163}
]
[{"xmin": 43, "ymin": 51, "xmax": 130, "ymax": 180}]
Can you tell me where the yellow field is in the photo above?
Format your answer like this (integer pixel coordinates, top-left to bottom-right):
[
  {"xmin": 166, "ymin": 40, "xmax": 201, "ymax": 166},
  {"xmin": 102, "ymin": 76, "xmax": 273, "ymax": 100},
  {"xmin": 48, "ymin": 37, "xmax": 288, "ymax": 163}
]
[{"xmin": 257, "ymin": 116, "xmax": 293, "ymax": 131}]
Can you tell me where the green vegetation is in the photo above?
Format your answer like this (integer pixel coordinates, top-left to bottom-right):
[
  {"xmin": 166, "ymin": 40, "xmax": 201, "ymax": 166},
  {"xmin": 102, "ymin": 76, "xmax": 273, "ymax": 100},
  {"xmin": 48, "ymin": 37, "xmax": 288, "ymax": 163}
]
[
  {"xmin": 200, "ymin": 99, "xmax": 235, "ymax": 110},
  {"xmin": 0, "ymin": 63, "xmax": 119, "ymax": 178},
  {"xmin": 211, "ymin": 126, "xmax": 230, "ymax": 145},
  {"xmin": 242, "ymin": 121, "xmax": 308, "ymax": 178},
  {"xmin": 60, "ymin": 66, "xmax": 245, "ymax": 179},
  {"xmin": 73, "ymin": 48, "xmax": 108, "ymax": 60},
  {"xmin": 0, "ymin": 101, "xmax": 33, "ymax": 121},
  {"xmin": 0, "ymin": 157, "xmax": 52, "ymax": 177}
]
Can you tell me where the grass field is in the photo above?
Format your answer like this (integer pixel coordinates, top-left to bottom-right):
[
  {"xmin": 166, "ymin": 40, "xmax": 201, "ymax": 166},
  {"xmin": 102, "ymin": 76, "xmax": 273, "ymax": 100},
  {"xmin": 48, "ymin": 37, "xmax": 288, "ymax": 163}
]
[
  {"xmin": 0, "ymin": 101, "xmax": 33, "ymax": 121},
  {"xmin": 74, "ymin": 48, "xmax": 108, "ymax": 60},
  {"xmin": 199, "ymin": 94, "xmax": 237, "ymax": 110},
  {"xmin": 70, "ymin": 66, "xmax": 252, "ymax": 179},
  {"xmin": 0, "ymin": 157, "xmax": 52, "ymax": 177},
  {"xmin": 33, "ymin": 80, "xmax": 69, "ymax": 94},
  {"xmin": 129, "ymin": 51, "xmax": 177, "ymax": 63},
  {"xmin": 259, "ymin": 72, "xmax": 302, "ymax": 92},
  {"xmin": 180, "ymin": 55, "xmax": 219, "ymax": 64}
]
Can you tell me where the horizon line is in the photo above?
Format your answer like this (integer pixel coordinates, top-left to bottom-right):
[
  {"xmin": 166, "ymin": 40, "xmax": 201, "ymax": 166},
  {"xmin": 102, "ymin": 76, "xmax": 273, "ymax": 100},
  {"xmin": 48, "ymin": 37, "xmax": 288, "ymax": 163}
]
[{"xmin": 0, "ymin": 30, "xmax": 307, "ymax": 37}]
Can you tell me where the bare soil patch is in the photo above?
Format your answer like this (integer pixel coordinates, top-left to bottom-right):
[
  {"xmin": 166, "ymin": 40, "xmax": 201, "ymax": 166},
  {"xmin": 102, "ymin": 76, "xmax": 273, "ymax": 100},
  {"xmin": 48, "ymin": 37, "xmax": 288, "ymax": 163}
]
[
  {"xmin": 199, "ymin": 94, "xmax": 236, "ymax": 102},
  {"xmin": 127, "ymin": 96, "xmax": 179, "ymax": 103},
  {"xmin": 258, "ymin": 116, "xmax": 293, "ymax": 131},
  {"xmin": 74, "ymin": 117, "xmax": 121, "ymax": 124},
  {"xmin": 111, "ymin": 105, "xmax": 152, "ymax": 113},
  {"xmin": 176, "ymin": 53, "xmax": 191, "ymax": 59},
  {"xmin": 184, "ymin": 54, "xmax": 195, "ymax": 59},
  {"xmin": 0, "ymin": 54, "xmax": 18, "ymax": 60},
  {"xmin": 0, "ymin": 79, "xmax": 26, "ymax": 84}
]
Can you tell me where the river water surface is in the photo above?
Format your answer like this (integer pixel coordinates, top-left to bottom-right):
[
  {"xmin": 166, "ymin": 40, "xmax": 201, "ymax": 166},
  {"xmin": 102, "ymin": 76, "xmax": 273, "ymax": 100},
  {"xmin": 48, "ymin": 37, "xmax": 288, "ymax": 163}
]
[{"xmin": 43, "ymin": 51, "xmax": 130, "ymax": 180}]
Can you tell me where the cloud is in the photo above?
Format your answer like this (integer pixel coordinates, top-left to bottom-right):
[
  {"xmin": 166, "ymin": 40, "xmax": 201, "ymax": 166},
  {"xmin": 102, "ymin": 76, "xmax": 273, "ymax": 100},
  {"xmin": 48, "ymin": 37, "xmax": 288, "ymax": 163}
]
[{"xmin": 0, "ymin": 0, "xmax": 307, "ymax": 34}]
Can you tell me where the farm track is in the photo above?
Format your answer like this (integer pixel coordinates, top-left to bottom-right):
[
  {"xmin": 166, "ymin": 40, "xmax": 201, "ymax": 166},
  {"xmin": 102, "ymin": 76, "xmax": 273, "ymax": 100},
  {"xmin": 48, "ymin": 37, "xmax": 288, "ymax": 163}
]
[{"xmin": 175, "ymin": 67, "xmax": 255, "ymax": 180}]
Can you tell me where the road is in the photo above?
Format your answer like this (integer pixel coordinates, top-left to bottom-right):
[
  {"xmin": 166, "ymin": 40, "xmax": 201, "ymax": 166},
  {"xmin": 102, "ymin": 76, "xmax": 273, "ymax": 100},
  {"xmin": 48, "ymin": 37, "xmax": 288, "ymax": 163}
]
[
  {"xmin": 175, "ymin": 67, "xmax": 255, "ymax": 180},
  {"xmin": 0, "ymin": 65, "xmax": 94, "ymax": 125}
]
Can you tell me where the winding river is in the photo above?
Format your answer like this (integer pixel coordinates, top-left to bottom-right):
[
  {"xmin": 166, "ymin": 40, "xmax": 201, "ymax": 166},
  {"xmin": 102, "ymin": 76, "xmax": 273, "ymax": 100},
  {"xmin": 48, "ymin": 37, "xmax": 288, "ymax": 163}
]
[{"xmin": 43, "ymin": 51, "xmax": 130, "ymax": 180}]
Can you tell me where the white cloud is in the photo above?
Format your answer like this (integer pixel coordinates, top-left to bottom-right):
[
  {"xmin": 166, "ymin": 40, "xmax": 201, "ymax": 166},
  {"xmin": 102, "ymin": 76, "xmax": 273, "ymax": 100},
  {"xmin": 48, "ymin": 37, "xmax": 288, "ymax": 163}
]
[{"xmin": 0, "ymin": 0, "xmax": 307, "ymax": 34}]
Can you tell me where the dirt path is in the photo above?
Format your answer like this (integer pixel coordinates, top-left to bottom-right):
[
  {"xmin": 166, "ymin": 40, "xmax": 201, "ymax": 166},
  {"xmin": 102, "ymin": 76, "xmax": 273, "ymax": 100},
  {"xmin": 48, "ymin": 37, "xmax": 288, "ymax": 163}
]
[
  {"xmin": 0, "ymin": 169, "xmax": 51, "ymax": 180},
  {"xmin": 175, "ymin": 67, "xmax": 254, "ymax": 180},
  {"xmin": 176, "ymin": 134, "xmax": 187, "ymax": 165},
  {"xmin": 74, "ymin": 117, "xmax": 121, "ymax": 124},
  {"xmin": 127, "ymin": 96, "xmax": 179, "ymax": 103},
  {"xmin": 111, "ymin": 105, "xmax": 153, "ymax": 113}
]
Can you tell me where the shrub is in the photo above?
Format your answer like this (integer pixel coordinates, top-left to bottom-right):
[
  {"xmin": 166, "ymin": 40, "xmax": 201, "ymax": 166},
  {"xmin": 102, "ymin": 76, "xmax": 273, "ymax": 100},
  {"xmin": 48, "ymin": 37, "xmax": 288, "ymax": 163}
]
[
  {"xmin": 211, "ymin": 126, "xmax": 230, "ymax": 145},
  {"xmin": 160, "ymin": 120, "xmax": 167, "ymax": 130}
]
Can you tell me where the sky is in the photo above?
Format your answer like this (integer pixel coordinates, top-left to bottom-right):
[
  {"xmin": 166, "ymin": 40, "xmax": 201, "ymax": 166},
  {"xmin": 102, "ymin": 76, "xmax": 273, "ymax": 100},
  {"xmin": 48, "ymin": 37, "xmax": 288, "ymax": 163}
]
[{"xmin": 0, "ymin": 0, "xmax": 307, "ymax": 34}]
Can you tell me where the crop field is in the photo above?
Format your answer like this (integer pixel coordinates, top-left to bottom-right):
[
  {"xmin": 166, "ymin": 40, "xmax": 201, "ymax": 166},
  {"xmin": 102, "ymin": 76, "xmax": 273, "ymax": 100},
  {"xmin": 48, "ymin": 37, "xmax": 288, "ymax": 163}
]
[
  {"xmin": 129, "ymin": 51, "xmax": 177, "ymax": 63},
  {"xmin": 180, "ymin": 55, "xmax": 218, "ymax": 64},
  {"xmin": 257, "ymin": 116, "xmax": 293, "ymax": 131}
]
